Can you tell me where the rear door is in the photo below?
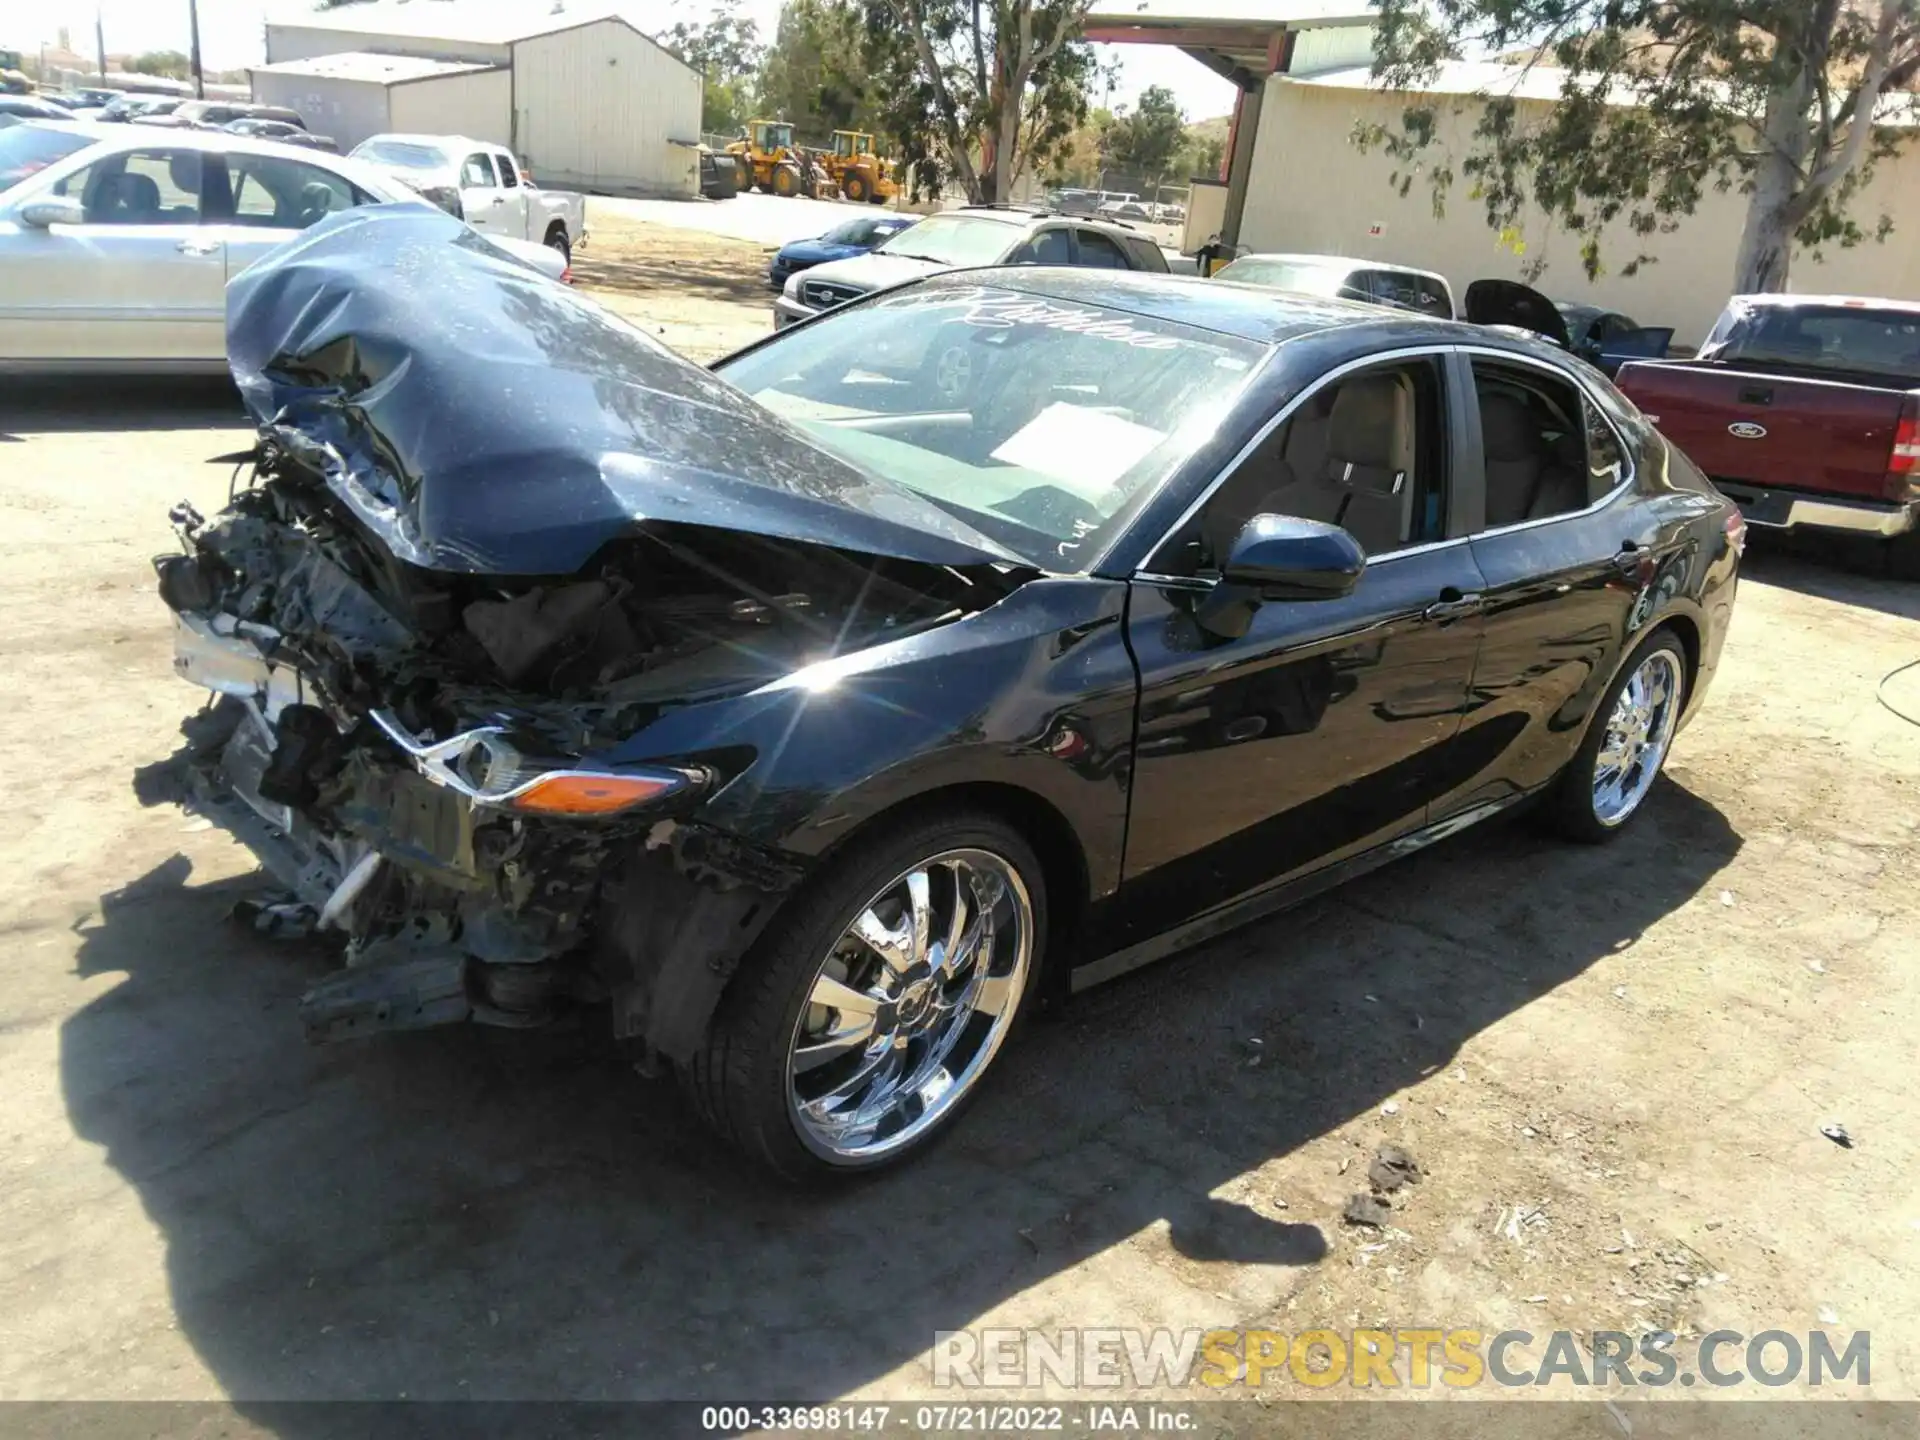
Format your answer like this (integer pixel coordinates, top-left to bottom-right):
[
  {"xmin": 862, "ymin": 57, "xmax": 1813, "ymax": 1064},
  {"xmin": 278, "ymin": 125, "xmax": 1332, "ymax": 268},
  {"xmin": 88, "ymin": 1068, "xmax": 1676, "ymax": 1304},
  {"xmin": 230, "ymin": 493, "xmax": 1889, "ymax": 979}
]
[
  {"xmin": 1436, "ymin": 348, "xmax": 1653, "ymax": 817},
  {"xmin": 0, "ymin": 145, "xmax": 225, "ymax": 363}
]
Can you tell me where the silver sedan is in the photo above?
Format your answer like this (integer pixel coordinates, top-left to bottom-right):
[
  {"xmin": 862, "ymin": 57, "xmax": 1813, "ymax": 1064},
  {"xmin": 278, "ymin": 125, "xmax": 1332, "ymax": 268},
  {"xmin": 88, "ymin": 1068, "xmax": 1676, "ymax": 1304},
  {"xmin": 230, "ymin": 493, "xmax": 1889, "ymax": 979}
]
[{"xmin": 0, "ymin": 122, "xmax": 569, "ymax": 374}]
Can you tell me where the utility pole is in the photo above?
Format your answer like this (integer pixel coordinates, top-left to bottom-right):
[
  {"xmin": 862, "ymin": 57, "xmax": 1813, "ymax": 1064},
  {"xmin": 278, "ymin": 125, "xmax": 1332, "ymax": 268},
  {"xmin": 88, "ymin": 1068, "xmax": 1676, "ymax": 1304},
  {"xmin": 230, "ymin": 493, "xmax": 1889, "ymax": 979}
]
[
  {"xmin": 95, "ymin": 6, "xmax": 107, "ymax": 81},
  {"xmin": 188, "ymin": 0, "xmax": 205, "ymax": 98}
]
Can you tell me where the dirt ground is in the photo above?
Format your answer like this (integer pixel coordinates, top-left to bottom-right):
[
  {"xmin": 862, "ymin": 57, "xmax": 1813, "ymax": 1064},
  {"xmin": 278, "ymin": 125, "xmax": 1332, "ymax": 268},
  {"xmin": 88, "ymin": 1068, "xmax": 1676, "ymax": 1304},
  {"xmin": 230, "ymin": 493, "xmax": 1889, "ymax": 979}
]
[
  {"xmin": 571, "ymin": 211, "xmax": 782, "ymax": 362},
  {"xmin": 1, "ymin": 224, "xmax": 1919, "ymax": 1429}
]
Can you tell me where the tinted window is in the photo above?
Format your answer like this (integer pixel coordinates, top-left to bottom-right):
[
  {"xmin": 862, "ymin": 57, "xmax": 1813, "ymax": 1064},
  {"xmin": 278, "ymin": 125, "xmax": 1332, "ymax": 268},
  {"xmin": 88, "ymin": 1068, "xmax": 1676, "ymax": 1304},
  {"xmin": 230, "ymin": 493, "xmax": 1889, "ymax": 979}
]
[
  {"xmin": 55, "ymin": 149, "xmax": 204, "ymax": 224},
  {"xmin": 1073, "ymin": 230, "xmax": 1130, "ymax": 269},
  {"xmin": 460, "ymin": 153, "xmax": 496, "ymax": 187},
  {"xmin": 1008, "ymin": 228, "xmax": 1070, "ymax": 265},
  {"xmin": 1121, "ymin": 235, "xmax": 1170, "ymax": 273},
  {"xmin": 225, "ymin": 154, "xmax": 365, "ymax": 229},
  {"xmin": 1361, "ymin": 269, "xmax": 1449, "ymax": 316},
  {"xmin": 717, "ymin": 282, "xmax": 1266, "ymax": 571},
  {"xmin": 1472, "ymin": 360, "xmax": 1592, "ymax": 527},
  {"xmin": 1167, "ymin": 357, "xmax": 1448, "ymax": 570},
  {"xmin": 1705, "ymin": 304, "xmax": 1920, "ymax": 382},
  {"xmin": 494, "ymin": 152, "xmax": 520, "ymax": 187}
]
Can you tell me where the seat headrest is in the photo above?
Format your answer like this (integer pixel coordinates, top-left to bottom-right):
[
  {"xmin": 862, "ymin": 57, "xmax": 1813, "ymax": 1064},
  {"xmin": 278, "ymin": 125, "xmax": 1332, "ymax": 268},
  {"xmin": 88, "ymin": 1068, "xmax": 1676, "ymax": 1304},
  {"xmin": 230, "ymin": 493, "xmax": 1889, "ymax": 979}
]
[
  {"xmin": 1327, "ymin": 376, "xmax": 1402, "ymax": 469},
  {"xmin": 1479, "ymin": 392, "xmax": 1544, "ymax": 463}
]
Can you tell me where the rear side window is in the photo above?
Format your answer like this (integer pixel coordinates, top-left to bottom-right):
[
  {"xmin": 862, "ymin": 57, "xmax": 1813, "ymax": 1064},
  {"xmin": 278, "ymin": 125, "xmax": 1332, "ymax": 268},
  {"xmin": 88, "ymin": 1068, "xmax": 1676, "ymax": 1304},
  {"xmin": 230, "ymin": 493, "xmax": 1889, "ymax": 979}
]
[
  {"xmin": 1008, "ymin": 228, "xmax": 1070, "ymax": 265},
  {"xmin": 1121, "ymin": 235, "xmax": 1169, "ymax": 272},
  {"xmin": 1472, "ymin": 360, "xmax": 1618, "ymax": 526},
  {"xmin": 1073, "ymin": 230, "xmax": 1130, "ymax": 269},
  {"xmin": 494, "ymin": 152, "xmax": 520, "ymax": 187}
]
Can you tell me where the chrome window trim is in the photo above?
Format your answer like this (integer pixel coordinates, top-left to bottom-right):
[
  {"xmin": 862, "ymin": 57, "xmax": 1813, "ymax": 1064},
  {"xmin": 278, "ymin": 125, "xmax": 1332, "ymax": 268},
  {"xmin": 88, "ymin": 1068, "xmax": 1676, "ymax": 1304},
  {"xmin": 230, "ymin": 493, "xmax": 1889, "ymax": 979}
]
[
  {"xmin": 1138, "ymin": 344, "xmax": 1459, "ymax": 575},
  {"xmin": 1133, "ymin": 531, "xmax": 1472, "ymax": 591},
  {"xmin": 1456, "ymin": 343, "xmax": 1637, "ymax": 539}
]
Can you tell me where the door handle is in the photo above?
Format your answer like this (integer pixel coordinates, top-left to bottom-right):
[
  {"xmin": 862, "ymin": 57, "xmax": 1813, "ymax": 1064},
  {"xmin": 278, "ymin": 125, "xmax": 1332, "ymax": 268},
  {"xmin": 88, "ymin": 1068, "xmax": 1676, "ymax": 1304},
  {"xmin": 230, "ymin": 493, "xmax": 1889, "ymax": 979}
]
[
  {"xmin": 1423, "ymin": 590, "xmax": 1483, "ymax": 622},
  {"xmin": 491, "ymin": 196, "xmax": 506, "ymax": 205},
  {"xmin": 176, "ymin": 238, "xmax": 220, "ymax": 256}
]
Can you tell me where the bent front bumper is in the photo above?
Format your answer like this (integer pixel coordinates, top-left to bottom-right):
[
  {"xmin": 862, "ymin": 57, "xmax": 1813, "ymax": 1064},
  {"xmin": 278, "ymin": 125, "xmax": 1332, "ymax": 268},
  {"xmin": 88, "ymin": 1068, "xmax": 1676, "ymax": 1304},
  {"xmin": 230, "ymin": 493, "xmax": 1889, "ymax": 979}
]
[{"xmin": 1713, "ymin": 481, "xmax": 1919, "ymax": 538}]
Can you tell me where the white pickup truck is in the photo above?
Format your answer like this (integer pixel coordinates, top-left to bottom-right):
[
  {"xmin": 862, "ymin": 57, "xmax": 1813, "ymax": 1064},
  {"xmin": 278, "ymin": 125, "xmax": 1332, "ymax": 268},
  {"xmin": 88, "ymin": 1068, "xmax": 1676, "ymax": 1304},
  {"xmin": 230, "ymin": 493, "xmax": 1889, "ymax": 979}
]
[{"xmin": 348, "ymin": 133, "xmax": 587, "ymax": 260}]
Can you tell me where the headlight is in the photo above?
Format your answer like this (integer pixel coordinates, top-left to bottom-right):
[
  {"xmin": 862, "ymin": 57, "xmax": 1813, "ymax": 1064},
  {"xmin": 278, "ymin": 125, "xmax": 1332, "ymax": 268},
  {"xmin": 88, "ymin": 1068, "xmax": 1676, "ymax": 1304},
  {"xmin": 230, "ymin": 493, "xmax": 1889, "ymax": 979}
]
[{"xmin": 782, "ymin": 271, "xmax": 806, "ymax": 301}]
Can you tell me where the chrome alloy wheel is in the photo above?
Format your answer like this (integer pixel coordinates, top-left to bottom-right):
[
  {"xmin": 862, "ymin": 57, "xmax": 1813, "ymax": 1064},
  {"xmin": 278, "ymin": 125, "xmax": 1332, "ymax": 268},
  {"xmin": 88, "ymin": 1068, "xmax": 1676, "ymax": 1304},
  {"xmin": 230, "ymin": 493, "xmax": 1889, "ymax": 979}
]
[
  {"xmin": 1593, "ymin": 648, "xmax": 1683, "ymax": 827},
  {"xmin": 787, "ymin": 849, "xmax": 1033, "ymax": 1163}
]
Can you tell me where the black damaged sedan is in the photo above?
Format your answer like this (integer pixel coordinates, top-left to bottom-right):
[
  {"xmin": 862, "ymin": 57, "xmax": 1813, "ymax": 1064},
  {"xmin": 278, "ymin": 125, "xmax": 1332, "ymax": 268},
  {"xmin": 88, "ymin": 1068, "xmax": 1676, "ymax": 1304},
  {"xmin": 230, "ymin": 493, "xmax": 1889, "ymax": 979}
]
[{"xmin": 158, "ymin": 207, "xmax": 1741, "ymax": 1179}]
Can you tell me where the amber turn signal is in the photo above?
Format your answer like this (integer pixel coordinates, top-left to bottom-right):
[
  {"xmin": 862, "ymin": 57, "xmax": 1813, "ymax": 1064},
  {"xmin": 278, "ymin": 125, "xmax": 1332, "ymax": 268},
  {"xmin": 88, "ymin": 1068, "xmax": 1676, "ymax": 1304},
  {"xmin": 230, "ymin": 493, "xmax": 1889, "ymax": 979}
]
[{"xmin": 507, "ymin": 771, "xmax": 680, "ymax": 816}]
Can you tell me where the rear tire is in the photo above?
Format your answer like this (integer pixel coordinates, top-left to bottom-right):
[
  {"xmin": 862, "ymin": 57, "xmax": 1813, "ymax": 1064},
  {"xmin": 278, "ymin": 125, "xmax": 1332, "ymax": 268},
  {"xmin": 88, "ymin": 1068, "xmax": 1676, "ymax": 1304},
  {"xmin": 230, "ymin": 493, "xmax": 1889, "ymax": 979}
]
[
  {"xmin": 843, "ymin": 173, "xmax": 869, "ymax": 204},
  {"xmin": 543, "ymin": 227, "xmax": 570, "ymax": 263},
  {"xmin": 1545, "ymin": 626, "xmax": 1688, "ymax": 844},
  {"xmin": 682, "ymin": 809, "xmax": 1045, "ymax": 1183}
]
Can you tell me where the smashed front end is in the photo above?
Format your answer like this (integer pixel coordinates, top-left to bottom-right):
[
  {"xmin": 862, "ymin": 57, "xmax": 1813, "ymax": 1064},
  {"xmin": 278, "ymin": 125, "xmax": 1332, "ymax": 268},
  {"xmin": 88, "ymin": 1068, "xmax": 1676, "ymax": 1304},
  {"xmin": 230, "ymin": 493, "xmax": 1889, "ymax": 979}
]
[{"xmin": 158, "ymin": 205, "xmax": 1017, "ymax": 1048}]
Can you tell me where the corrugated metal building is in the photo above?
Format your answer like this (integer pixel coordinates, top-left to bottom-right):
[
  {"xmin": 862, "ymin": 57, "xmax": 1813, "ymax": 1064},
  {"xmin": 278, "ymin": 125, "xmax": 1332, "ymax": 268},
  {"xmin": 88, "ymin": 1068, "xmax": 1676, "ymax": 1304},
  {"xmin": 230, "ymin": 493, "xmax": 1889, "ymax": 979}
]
[{"xmin": 255, "ymin": 0, "xmax": 701, "ymax": 197}]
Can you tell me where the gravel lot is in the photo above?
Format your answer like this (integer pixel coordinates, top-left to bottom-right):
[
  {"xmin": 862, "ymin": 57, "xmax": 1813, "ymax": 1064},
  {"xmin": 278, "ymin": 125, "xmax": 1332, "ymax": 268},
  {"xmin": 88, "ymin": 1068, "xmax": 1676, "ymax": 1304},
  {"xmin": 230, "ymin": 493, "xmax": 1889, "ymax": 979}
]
[{"xmin": 1, "ymin": 224, "xmax": 1917, "ymax": 1425}]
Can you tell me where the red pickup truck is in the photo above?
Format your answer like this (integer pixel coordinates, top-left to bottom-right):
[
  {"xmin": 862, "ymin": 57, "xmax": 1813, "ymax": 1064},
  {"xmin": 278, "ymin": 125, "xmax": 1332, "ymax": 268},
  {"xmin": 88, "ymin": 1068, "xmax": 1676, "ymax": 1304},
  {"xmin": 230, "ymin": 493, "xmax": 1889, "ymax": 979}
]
[{"xmin": 1616, "ymin": 295, "xmax": 1920, "ymax": 570}]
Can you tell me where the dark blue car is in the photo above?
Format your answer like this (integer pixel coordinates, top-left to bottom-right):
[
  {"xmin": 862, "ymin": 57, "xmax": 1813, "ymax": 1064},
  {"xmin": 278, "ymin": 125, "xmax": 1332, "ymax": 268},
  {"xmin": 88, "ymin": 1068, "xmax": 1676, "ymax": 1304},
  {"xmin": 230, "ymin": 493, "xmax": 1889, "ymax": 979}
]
[{"xmin": 768, "ymin": 213, "xmax": 916, "ymax": 289}]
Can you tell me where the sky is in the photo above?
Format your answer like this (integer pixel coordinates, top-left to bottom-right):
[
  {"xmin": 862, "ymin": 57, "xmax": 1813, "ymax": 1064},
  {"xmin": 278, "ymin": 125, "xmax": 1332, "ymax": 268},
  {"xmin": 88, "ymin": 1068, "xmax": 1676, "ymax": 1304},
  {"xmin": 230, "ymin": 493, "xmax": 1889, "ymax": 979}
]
[{"xmin": 21, "ymin": 1, "xmax": 1238, "ymax": 118}]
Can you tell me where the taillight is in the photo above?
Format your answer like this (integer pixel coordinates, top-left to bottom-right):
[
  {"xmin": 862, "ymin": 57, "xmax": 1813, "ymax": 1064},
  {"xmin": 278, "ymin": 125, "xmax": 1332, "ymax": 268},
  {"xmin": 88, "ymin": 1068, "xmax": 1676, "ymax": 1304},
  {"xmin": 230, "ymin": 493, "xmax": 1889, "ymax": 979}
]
[{"xmin": 1888, "ymin": 393, "xmax": 1920, "ymax": 501}]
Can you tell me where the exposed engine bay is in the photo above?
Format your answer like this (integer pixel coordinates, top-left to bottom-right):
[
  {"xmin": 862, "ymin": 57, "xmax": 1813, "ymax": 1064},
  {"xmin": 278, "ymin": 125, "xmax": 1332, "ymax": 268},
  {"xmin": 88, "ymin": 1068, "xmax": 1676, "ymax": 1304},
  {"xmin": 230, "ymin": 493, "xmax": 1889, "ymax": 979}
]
[{"xmin": 158, "ymin": 445, "xmax": 990, "ymax": 1045}]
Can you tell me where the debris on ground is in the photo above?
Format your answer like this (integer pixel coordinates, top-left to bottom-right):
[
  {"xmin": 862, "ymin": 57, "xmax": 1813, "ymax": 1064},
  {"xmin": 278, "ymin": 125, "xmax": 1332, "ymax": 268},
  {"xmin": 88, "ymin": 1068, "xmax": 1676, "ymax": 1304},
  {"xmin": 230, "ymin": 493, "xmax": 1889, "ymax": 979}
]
[
  {"xmin": 1821, "ymin": 1122, "xmax": 1854, "ymax": 1148},
  {"xmin": 1368, "ymin": 1143, "xmax": 1422, "ymax": 1193},
  {"xmin": 1818, "ymin": 1304, "xmax": 1841, "ymax": 1325},
  {"xmin": 1343, "ymin": 1194, "xmax": 1392, "ymax": 1228},
  {"xmin": 1380, "ymin": 1100, "xmax": 1400, "ymax": 1116}
]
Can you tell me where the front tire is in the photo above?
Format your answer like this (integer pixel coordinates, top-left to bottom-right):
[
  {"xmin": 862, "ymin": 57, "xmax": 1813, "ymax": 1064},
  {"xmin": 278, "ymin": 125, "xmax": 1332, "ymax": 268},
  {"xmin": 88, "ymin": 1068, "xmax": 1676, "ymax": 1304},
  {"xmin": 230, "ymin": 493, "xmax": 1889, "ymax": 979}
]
[
  {"xmin": 1546, "ymin": 626, "xmax": 1688, "ymax": 843},
  {"xmin": 843, "ymin": 173, "xmax": 869, "ymax": 204},
  {"xmin": 683, "ymin": 810, "xmax": 1045, "ymax": 1182}
]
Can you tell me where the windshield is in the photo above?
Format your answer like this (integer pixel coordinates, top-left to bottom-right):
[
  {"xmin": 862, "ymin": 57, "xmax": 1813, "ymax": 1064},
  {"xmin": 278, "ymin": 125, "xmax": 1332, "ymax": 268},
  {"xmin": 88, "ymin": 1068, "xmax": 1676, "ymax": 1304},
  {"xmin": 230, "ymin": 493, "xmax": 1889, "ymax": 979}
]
[
  {"xmin": 1701, "ymin": 301, "xmax": 1920, "ymax": 384},
  {"xmin": 823, "ymin": 216, "xmax": 890, "ymax": 246},
  {"xmin": 876, "ymin": 214, "xmax": 1020, "ymax": 267},
  {"xmin": 1215, "ymin": 257, "xmax": 1351, "ymax": 298},
  {"xmin": 0, "ymin": 124, "xmax": 92, "ymax": 191},
  {"xmin": 716, "ymin": 282, "xmax": 1266, "ymax": 570},
  {"xmin": 354, "ymin": 140, "xmax": 447, "ymax": 170}
]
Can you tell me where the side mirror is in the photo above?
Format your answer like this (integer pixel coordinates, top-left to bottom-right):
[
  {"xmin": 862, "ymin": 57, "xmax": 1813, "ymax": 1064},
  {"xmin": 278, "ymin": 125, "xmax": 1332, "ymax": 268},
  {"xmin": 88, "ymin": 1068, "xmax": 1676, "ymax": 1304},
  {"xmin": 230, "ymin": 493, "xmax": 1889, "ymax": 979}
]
[
  {"xmin": 19, "ymin": 195, "xmax": 87, "ymax": 229},
  {"xmin": 1196, "ymin": 515, "xmax": 1367, "ymax": 639}
]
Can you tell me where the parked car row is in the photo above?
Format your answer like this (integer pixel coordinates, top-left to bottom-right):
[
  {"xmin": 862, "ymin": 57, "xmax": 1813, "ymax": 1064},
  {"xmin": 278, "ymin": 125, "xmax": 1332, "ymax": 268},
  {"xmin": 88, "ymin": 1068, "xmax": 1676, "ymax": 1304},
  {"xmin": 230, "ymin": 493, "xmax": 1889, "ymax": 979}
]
[{"xmin": 772, "ymin": 204, "xmax": 1170, "ymax": 329}]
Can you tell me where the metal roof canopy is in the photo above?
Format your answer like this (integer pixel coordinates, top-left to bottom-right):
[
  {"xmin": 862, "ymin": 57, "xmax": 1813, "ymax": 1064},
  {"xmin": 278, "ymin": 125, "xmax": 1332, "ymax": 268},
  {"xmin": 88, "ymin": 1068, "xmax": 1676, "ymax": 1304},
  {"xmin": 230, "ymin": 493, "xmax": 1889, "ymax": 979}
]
[{"xmin": 1084, "ymin": 0, "xmax": 1375, "ymax": 88}]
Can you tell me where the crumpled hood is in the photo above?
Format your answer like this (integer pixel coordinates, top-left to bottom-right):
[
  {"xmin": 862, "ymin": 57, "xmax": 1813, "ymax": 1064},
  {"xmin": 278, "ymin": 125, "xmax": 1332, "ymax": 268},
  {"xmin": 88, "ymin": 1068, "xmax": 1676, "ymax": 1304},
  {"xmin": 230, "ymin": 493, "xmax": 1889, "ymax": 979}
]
[
  {"xmin": 225, "ymin": 203, "xmax": 1021, "ymax": 575},
  {"xmin": 798, "ymin": 250, "xmax": 945, "ymax": 295}
]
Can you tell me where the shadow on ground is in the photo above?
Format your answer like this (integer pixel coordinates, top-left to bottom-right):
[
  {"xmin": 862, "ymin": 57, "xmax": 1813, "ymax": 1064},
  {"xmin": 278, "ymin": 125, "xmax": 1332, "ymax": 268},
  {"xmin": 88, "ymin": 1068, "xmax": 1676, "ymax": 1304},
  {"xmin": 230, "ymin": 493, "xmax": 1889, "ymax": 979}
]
[
  {"xmin": 1739, "ymin": 531, "xmax": 1920, "ymax": 622},
  {"xmin": 0, "ymin": 377, "xmax": 244, "ymax": 439},
  {"xmin": 572, "ymin": 252, "xmax": 774, "ymax": 307},
  {"xmin": 61, "ymin": 775, "xmax": 1738, "ymax": 1408}
]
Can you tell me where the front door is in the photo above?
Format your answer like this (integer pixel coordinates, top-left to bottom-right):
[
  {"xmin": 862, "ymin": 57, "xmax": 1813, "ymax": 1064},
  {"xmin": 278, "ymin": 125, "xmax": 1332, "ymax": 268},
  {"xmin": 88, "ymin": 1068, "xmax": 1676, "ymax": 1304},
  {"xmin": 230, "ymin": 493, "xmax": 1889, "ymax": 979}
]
[
  {"xmin": 489, "ymin": 149, "xmax": 530, "ymax": 237},
  {"xmin": 0, "ymin": 146, "xmax": 224, "ymax": 363},
  {"xmin": 1116, "ymin": 352, "xmax": 1487, "ymax": 936},
  {"xmin": 458, "ymin": 151, "xmax": 508, "ymax": 235}
]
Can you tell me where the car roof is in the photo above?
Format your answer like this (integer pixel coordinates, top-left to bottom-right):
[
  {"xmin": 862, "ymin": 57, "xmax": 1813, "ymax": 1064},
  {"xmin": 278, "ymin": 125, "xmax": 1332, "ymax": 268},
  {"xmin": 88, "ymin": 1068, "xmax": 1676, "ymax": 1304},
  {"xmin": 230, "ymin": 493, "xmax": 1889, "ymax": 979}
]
[
  {"xmin": 1729, "ymin": 292, "xmax": 1920, "ymax": 313},
  {"xmin": 942, "ymin": 204, "xmax": 1146, "ymax": 236},
  {"xmin": 357, "ymin": 133, "xmax": 487, "ymax": 151},
  {"xmin": 907, "ymin": 266, "xmax": 1491, "ymax": 345},
  {"xmin": 8, "ymin": 119, "xmax": 406, "ymax": 192},
  {"xmin": 1232, "ymin": 252, "xmax": 1448, "ymax": 282}
]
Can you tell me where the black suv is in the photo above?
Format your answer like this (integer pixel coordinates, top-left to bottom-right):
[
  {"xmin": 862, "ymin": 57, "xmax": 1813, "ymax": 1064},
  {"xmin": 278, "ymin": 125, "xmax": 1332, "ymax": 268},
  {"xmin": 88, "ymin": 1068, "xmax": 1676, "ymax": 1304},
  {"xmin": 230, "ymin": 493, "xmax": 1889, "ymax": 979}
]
[{"xmin": 772, "ymin": 203, "xmax": 1169, "ymax": 328}]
